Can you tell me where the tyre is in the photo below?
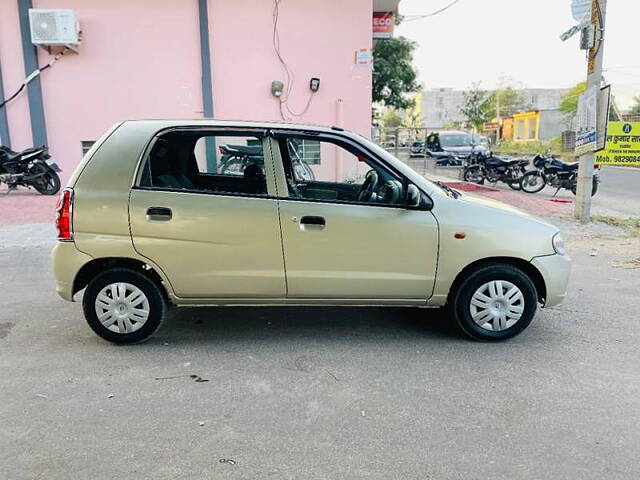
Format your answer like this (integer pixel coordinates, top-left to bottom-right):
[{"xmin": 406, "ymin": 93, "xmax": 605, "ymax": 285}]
[
  {"xmin": 570, "ymin": 177, "xmax": 598, "ymax": 196},
  {"xmin": 506, "ymin": 172, "xmax": 523, "ymax": 190},
  {"xmin": 520, "ymin": 171, "xmax": 546, "ymax": 193},
  {"xmin": 31, "ymin": 166, "xmax": 60, "ymax": 195},
  {"xmin": 82, "ymin": 268, "xmax": 167, "ymax": 344},
  {"xmin": 507, "ymin": 180, "xmax": 522, "ymax": 190},
  {"xmin": 450, "ymin": 264, "xmax": 538, "ymax": 341},
  {"xmin": 463, "ymin": 166, "xmax": 485, "ymax": 184}
]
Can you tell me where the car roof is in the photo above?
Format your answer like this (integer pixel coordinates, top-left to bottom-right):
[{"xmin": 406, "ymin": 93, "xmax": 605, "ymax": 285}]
[
  {"xmin": 434, "ymin": 130, "xmax": 469, "ymax": 136},
  {"xmin": 123, "ymin": 119, "xmax": 348, "ymax": 135}
]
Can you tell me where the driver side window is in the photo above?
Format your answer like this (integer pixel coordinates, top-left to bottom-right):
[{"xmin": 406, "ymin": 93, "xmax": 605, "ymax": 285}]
[{"xmin": 279, "ymin": 136, "xmax": 405, "ymax": 207}]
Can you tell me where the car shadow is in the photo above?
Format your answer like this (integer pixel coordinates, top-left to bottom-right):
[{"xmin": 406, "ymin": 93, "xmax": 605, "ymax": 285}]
[{"xmin": 152, "ymin": 305, "xmax": 463, "ymax": 346}]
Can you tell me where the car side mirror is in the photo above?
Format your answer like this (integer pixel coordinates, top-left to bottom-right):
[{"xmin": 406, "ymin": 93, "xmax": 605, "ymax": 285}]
[{"xmin": 406, "ymin": 184, "xmax": 421, "ymax": 208}]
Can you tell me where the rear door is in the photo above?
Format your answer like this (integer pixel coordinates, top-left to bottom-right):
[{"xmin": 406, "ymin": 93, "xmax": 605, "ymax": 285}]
[{"xmin": 129, "ymin": 128, "xmax": 286, "ymax": 299}]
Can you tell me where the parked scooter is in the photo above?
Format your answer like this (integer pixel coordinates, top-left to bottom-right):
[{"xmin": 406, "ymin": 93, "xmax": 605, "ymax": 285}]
[
  {"xmin": 0, "ymin": 145, "xmax": 61, "ymax": 195},
  {"xmin": 520, "ymin": 154, "xmax": 599, "ymax": 196},
  {"xmin": 462, "ymin": 151, "xmax": 529, "ymax": 190}
]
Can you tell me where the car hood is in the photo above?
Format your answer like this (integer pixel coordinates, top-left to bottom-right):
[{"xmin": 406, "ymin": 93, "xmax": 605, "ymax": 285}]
[{"xmin": 457, "ymin": 190, "xmax": 557, "ymax": 230}]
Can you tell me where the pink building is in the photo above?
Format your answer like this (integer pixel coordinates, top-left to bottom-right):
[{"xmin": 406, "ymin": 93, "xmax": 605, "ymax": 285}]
[{"xmin": 0, "ymin": 0, "xmax": 400, "ymax": 182}]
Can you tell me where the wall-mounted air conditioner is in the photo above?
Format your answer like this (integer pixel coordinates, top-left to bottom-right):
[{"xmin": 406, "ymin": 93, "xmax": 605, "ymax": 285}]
[{"xmin": 28, "ymin": 9, "xmax": 80, "ymax": 52}]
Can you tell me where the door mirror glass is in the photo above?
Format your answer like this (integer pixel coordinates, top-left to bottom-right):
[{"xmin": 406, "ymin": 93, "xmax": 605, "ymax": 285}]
[{"xmin": 406, "ymin": 184, "xmax": 420, "ymax": 208}]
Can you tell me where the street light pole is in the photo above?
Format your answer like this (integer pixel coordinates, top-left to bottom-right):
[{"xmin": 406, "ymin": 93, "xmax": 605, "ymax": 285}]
[{"xmin": 574, "ymin": 0, "xmax": 607, "ymax": 222}]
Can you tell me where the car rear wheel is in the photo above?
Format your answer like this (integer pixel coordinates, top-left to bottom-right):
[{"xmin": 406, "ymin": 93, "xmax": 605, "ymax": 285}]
[
  {"xmin": 82, "ymin": 268, "xmax": 167, "ymax": 344},
  {"xmin": 450, "ymin": 264, "xmax": 538, "ymax": 341}
]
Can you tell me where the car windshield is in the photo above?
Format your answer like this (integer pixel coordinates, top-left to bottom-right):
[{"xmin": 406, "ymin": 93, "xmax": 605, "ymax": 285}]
[{"xmin": 440, "ymin": 133, "xmax": 472, "ymax": 147}]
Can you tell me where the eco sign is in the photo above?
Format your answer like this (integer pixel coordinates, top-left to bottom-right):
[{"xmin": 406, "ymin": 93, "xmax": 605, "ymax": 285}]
[
  {"xmin": 595, "ymin": 122, "xmax": 640, "ymax": 165},
  {"xmin": 372, "ymin": 12, "xmax": 394, "ymax": 39}
]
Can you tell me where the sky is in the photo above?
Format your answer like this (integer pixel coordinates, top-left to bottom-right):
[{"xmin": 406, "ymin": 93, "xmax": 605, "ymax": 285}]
[{"xmin": 395, "ymin": 0, "xmax": 640, "ymax": 109}]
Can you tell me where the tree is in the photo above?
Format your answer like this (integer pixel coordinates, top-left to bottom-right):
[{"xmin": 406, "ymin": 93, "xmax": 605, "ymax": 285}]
[
  {"xmin": 460, "ymin": 83, "xmax": 492, "ymax": 131},
  {"xmin": 380, "ymin": 109, "xmax": 405, "ymax": 129},
  {"xmin": 629, "ymin": 96, "xmax": 640, "ymax": 115},
  {"xmin": 373, "ymin": 37, "xmax": 421, "ymax": 110},
  {"xmin": 559, "ymin": 81, "xmax": 587, "ymax": 118},
  {"xmin": 485, "ymin": 87, "xmax": 528, "ymax": 118}
]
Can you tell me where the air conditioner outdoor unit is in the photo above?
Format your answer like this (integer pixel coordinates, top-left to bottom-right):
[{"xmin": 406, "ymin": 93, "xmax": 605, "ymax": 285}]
[{"xmin": 28, "ymin": 9, "xmax": 80, "ymax": 51}]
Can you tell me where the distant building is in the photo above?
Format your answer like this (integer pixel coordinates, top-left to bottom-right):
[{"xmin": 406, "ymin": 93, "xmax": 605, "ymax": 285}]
[{"xmin": 420, "ymin": 87, "xmax": 569, "ymax": 131}]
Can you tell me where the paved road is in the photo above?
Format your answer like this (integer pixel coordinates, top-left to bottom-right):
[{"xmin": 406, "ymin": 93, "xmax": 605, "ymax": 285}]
[
  {"xmin": 1, "ymin": 223, "xmax": 639, "ymax": 480},
  {"xmin": 422, "ymin": 162, "xmax": 640, "ymax": 219},
  {"xmin": 595, "ymin": 166, "xmax": 640, "ymax": 217}
]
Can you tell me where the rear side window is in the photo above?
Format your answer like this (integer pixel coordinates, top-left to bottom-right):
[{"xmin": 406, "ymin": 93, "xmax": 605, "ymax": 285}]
[{"xmin": 139, "ymin": 130, "xmax": 269, "ymax": 197}]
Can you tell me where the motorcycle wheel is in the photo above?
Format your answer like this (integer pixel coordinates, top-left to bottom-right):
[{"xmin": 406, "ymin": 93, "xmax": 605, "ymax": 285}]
[
  {"xmin": 463, "ymin": 166, "xmax": 485, "ymax": 184},
  {"xmin": 520, "ymin": 171, "xmax": 546, "ymax": 193},
  {"xmin": 570, "ymin": 177, "xmax": 598, "ymax": 197},
  {"xmin": 31, "ymin": 166, "xmax": 61, "ymax": 195},
  {"xmin": 507, "ymin": 179, "xmax": 522, "ymax": 190}
]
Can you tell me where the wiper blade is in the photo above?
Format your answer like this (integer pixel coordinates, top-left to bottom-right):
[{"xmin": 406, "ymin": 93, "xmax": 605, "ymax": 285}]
[{"xmin": 434, "ymin": 181, "xmax": 461, "ymax": 198}]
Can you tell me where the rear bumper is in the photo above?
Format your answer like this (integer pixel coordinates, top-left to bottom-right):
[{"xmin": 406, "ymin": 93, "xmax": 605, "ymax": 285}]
[
  {"xmin": 531, "ymin": 253, "xmax": 571, "ymax": 307},
  {"xmin": 51, "ymin": 241, "xmax": 93, "ymax": 301}
]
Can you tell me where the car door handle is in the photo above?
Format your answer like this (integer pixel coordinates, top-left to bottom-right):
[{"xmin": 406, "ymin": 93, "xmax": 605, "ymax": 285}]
[
  {"xmin": 300, "ymin": 216, "xmax": 325, "ymax": 226},
  {"xmin": 146, "ymin": 206, "xmax": 172, "ymax": 220}
]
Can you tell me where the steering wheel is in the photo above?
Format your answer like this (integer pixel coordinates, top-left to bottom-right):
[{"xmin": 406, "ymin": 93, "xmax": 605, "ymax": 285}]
[{"xmin": 357, "ymin": 170, "xmax": 379, "ymax": 202}]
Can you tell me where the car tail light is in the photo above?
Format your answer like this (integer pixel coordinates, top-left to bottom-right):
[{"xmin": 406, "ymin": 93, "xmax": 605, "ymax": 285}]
[{"xmin": 55, "ymin": 188, "xmax": 74, "ymax": 241}]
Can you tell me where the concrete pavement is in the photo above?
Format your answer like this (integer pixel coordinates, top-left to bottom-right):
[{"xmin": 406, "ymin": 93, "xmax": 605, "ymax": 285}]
[{"xmin": 1, "ymin": 221, "xmax": 639, "ymax": 479}]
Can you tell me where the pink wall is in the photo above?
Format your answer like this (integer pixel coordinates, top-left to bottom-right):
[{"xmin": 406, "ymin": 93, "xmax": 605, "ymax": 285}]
[{"xmin": 0, "ymin": 0, "xmax": 372, "ymax": 182}]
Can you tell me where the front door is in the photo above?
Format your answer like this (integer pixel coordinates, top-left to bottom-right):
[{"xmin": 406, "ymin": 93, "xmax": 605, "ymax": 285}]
[
  {"xmin": 271, "ymin": 133, "xmax": 439, "ymax": 300},
  {"xmin": 129, "ymin": 129, "xmax": 286, "ymax": 298}
]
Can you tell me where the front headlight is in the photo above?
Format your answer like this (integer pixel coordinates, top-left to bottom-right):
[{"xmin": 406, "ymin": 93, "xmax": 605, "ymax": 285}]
[{"xmin": 552, "ymin": 232, "xmax": 566, "ymax": 255}]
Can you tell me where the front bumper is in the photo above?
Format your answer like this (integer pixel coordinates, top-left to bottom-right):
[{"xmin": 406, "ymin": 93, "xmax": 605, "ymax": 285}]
[
  {"xmin": 51, "ymin": 241, "xmax": 93, "ymax": 301},
  {"xmin": 531, "ymin": 253, "xmax": 572, "ymax": 307}
]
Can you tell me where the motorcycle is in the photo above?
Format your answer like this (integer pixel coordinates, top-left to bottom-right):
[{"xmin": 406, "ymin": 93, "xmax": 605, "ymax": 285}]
[
  {"xmin": 219, "ymin": 141, "xmax": 316, "ymax": 181},
  {"xmin": 462, "ymin": 151, "xmax": 529, "ymax": 190},
  {"xmin": 429, "ymin": 151, "xmax": 466, "ymax": 167},
  {"xmin": 0, "ymin": 145, "xmax": 61, "ymax": 195},
  {"xmin": 520, "ymin": 154, "xmax": 599, "ymax": 196}
]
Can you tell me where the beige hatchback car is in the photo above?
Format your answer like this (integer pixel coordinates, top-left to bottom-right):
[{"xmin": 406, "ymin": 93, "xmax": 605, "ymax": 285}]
[{"xmin": 52, "ymin": 120, "xmax": 570, "ymax": 343}]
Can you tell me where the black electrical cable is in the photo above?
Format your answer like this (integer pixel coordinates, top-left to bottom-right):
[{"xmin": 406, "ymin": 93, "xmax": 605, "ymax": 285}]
[
  {"xmin": 403, "ymin": 0, "xmax": 463, "ymax": 22},
  {"xmin": 0, "ymin": 48, "xmax": 69, "ymax": 110},
  {"xmin": 272, "ymin": 0, "xmax": 315, "ymax": 119}
]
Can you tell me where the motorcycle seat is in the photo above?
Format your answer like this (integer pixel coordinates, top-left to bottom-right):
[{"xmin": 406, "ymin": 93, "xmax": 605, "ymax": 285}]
[
  {"xmin": 486, "ymin": 157, "xmax": 519, "ymax": 167},
  {"xmin": 223, "ymin": 145, "xmax": 262, "ymax": 156},
  {"xmin": 0, "ymin": 147, "xmax": 42, "ymax": 163}
]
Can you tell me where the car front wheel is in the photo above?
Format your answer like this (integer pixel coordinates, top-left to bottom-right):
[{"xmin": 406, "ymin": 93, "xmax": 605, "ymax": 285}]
[
  {"xmin": 450, "ymin": 264, "xmax": 538, "ymax": 341},
  {"xmin": 82, "ymin": 268, "xmax": 167, "ymax": 344}
]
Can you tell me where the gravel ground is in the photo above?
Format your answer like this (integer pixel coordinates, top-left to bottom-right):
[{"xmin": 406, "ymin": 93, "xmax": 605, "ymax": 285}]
[{"xmin": 0, "ymin": 220, "xmax": 639, "ymax": 479}]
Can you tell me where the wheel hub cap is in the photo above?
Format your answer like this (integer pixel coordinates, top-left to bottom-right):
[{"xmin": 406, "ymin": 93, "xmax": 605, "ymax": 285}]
[
  {"xmin": 469, "ymin": 280, "xmax": 525, "ymax": 331},
  {"xmin": 94, "ymin": 282, "xmax": 150, "ymax": 334}
]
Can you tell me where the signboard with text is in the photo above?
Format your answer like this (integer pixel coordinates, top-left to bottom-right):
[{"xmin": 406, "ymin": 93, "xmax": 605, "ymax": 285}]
[
  {"xmin": 575, "ymin": 85, "xmax": 598, "ymax": 155},
  {"xmin": 595, "ymin": 122, "xmax": 640, "ymax": 165},
  {"xmin": 373, "ymin": 12, "xmax": 394, "ymax": 39}
]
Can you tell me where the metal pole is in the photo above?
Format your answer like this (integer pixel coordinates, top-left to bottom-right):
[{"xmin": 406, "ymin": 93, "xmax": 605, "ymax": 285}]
[
  {"xmin": 393, "ymin": 128, "xmax": 399, "ymax": 159},
  {"xmin": 0, "ymin": 57, "xmax": 11, "ymax": 147},
  {"xmin": 574, "ymin": 0, "xmax": 607, "ymax": 222}
]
